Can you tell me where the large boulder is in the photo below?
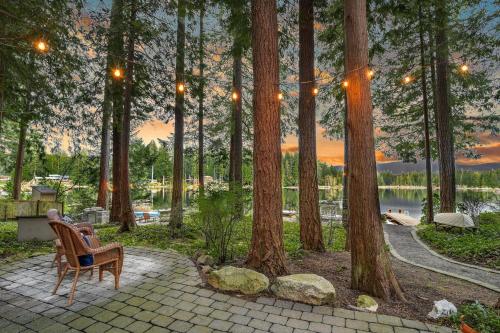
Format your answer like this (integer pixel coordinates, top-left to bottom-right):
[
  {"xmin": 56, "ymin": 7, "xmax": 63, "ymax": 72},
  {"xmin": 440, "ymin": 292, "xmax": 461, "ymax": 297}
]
[
  {"xmin": 207, "ymin": 266, "xmax": 269, "ymax": 295},
  {"xmin": 271, "ymin": 274, "xmax": 336, "ymax": 305}
]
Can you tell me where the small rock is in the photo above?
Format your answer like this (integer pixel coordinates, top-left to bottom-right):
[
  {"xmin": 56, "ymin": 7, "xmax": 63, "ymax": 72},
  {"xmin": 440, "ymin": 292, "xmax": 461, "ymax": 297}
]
[
  {"xmin": 208, "ymin": 266, "xmax": 269, "ymax": 295},
  {"xmin": 357, "ymin": 295, "xmax": 378, "ymax": 312},
  {"xmin": 270, "ymin": 274, "xmax": 335, "ymax": 305},
  {"xmin": 197, "ymin": 254, "xmax": 214, "ymax": 266},
  {"xmin": 201, "ymin": 265, "xmax": 212, "ymax": 274}
]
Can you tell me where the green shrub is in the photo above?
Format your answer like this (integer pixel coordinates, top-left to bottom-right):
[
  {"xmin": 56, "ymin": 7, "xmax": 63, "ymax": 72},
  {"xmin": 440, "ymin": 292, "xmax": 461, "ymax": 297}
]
[
  {"xmin": 194, "ymin": 188, "xmax": 250, "ymax": 264},
  {"xmin": 449, "ymin": 302, "xmax": 500, "ymax": 333},
  {"xmin": 417, "ymin": 212, "xmax": 500, "ymax": 269}
]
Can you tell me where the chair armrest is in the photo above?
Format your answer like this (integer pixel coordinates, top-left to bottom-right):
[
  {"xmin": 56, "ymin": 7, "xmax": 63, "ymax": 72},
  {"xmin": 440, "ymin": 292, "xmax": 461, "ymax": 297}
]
[{"xmin": 88, "ymin": 242, "xmax": 123, "ymax": 256}]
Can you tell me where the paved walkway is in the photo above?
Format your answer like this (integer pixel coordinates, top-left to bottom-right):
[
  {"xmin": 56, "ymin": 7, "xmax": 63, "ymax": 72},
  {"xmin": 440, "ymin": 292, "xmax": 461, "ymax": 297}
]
[
  {"xmin": 384, "ymin": 224, "xmax": 500, "ymax": 292},
  {"xmin": 0, "ymin": 247, "xmax": 456, "ymax": 333}
]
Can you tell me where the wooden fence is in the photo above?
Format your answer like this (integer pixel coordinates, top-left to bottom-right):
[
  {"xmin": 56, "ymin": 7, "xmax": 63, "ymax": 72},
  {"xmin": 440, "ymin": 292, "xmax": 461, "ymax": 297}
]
[{"xmin": 0, "ymin": 200, "xmax": 64, "ymax": 221}]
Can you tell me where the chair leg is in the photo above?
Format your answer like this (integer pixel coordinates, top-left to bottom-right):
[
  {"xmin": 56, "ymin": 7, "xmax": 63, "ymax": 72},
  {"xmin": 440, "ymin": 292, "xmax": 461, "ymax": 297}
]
[
  {"xmin": 99, "ymin": 266, "xmax": 104, "ymax": 281},
  {"xmin": 88, "ymin": 267, "xmax": 94, "ymax": 280},
  {"xmin": 114, "ymin": 261, "xmax": 120, "ymax": 289},
  {"xmin": 68, "ymin": 269, "xmax": 80, "ymax": 305},
  {"xmin": 53, "ymin": 264, "xmax": 69, "ymax": 295}
]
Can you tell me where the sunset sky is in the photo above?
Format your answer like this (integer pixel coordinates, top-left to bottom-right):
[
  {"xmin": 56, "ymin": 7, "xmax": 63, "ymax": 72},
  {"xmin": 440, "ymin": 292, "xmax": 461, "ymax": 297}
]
[{"xmin": 136, "ymin": 119, "xmax": 500, "ymax": 166}]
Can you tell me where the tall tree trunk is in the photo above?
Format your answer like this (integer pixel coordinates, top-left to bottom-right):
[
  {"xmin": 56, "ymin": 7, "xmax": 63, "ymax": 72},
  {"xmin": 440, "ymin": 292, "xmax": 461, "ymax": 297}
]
[
  {"xmin": 0, "ymin": 57, "xmax": 4, "ymax": 136},
  {"xmin": 119, "ymin": 0, "xmax": 137, "ymax": 232},
  {"xmin": 198, "ymin": 3, "xmax": 205, "ymax": 191},
  {"xmin": 434, "ymin": 0, "xmax": 455, "ymax": 212},
  {"xmin": 13, "ymin": 119, "xmax": 28, "ymax": 200},
  {"xmin": 344, "ymin": 0, "xmax": 404, "ymax": 300},
  {"xmin": 97, "ymin": 79, "xmax": 112, "ymax": 209},
  {"xmin": 298, "ymin": 0, "xmax": 323, "ymax": 252},
  {"xmin": 110, "ymin": 0, "xmax": 125, "ymax": 223},
  {"xmin": 229, "ymin": 55, "xmax": 243, "ymax": 189},
  {"xmin": 419, "ymin": 4, "xmax": 434, "ymax": 223},
  {"xmin": 229, "ymin": 52, "xmax": 243, "ymax": 217},
  {"xmin": 97, "ymin": 0, "xmax": 124, "ymax": 209},
  {"xmin": 342, "ymin": 90, "xmax": 350, "ymax": 250},
  {"xmin": 169, "ymin": 0, "xmax": 186, "ymax": 237},
  {"xmin": 429, "ymin": 31, "xmax": 440, "ymax": 151},
  {"xmin": 247, "ymin": 0, "xmax": 288, "ymax": 277}
]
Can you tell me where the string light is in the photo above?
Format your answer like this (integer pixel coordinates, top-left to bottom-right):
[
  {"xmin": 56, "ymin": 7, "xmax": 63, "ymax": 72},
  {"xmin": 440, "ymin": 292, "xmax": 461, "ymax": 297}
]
[
  {"xmin": 403, "ymin": 76, "xmax": 412, "ymax": 84},
  {"xmin": 312, "ymin": 87, "xmax": 319, "ymax": 95},
  {"xmin": 177, "ymin": 82, "xmax": 185, "ymax": 93},
  {"xmin": 460, "ymin": 64, "xmax": 469, "ymax": 73},
  {"xmin": 112, "ymin": 68, "xmax": 123, "ymax": 79},
  {"xmin": 278, "ymin": 92, "xmax": 284, "ymax": 100},
  {"xmin": 367, "ymin": 69, "xmax": 374, "ymax": 79},
  {"xmin": 232, "ymin": 91, "xmax": 238, "ymax": 101},
  {"xmin": 35, "ymin": 40, "xmax": 48, "ymax": 52},
  {"xmin": 342, "ymin": 81, "xmax": 348, "ymax": 88}
]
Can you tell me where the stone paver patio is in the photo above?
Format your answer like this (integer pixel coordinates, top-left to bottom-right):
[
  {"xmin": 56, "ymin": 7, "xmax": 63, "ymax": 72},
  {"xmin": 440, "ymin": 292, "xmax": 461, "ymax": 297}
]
[{"xmin": 0, "ymin": 247, "xmax": 457, "ymax": 333}]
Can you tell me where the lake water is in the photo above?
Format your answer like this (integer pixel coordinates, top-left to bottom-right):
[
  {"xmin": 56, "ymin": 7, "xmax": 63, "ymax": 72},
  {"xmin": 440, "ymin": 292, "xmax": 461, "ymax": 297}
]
[{"xmin": 132, "ymin": 188, "xmax": 499, "ymax": 219}]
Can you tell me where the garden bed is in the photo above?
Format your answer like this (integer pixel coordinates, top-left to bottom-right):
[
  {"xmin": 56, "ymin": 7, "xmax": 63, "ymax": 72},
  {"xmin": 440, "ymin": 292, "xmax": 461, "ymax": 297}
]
[{"xmin": 417, "ymin": 212, "xmax": 500, "ymax": 270}]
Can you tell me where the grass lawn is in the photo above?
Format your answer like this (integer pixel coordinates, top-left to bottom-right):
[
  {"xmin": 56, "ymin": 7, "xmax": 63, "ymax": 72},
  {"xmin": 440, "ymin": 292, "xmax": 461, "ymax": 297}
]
[
  {"xmin": 417, "ymin": 212, "xmax": 500, "ymax": 270},
  {"xmin": 0, "ymin": 216, "xmax": 346, "ymax": 263}
]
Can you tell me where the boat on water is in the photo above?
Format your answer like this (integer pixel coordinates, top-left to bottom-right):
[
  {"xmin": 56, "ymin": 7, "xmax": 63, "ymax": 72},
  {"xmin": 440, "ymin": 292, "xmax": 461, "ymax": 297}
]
[{"xmin": 134, "ymin": 210, "xmax": 161, "ymax": 223}]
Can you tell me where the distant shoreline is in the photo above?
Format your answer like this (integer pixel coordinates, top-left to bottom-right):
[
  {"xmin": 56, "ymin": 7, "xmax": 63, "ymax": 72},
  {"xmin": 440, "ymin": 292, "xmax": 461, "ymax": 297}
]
[{"xmin": 283, "ymin": 185, "xmax": 500, "ymax": 193}]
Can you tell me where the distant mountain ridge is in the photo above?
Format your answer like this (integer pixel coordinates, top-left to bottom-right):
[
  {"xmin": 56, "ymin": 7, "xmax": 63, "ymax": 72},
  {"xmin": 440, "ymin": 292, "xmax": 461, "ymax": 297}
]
[{"xmin": 376, "ymin": 160, "xmax": 500, "ymax": 174}]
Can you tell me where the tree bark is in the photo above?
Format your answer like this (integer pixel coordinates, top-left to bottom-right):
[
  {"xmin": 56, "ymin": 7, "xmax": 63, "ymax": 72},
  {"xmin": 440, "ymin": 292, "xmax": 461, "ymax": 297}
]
[
  {"xmin": 344, "ymin": 0, "xmax": 404, "ymax": 300},
  {"xmin": 342, "ymin": 90, "xmax": 350, "ymax": 250},
  {"xmin": 298, "ymin": 0, "xmax": 324, "ymax": 252},
  {"xmin": 198, "ymin": 3, "xmax": 205, "ymax": 191},
  {"xmin": 418, "ymin": 4, "xmax": 434, "ymax": 223},
  {"xmin": 97, "ymin": 78, "xmax": 112, "ymax": 209},
  {"xmin": 119, "ymin": 0, "xmax": 137, "ymax": 232},
  {"xmin": 169, "ymin": 0, "xmax": 186, "ymax": 237},
  {"xmin": 247, "ymin": 0, "xmax": 288, "ymax": 277},
  {"xmin": 97, "ymin": 0, "xmax": 124, "ymax": 209},
  {"xmin": 110, "ymin": 0, "xmax": 125, "ymax": 223},
  {"xmin": 13, "ymin": 119, "xmax": 28, "ymax": 200},
  {"xmin": 434, "ymin": 0, "xmax": 456, "ymax": 213},
  {"xmin": 229, "ymin": 53, "xmax": 243, "ymax": 217},
  {"xmin": 229, "ymin": 55, "xmax": 242, "ymax": 189}
]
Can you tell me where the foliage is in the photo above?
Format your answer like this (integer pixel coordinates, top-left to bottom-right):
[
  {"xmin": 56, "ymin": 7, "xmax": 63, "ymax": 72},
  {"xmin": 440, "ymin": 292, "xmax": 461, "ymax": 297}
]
[
  {"xmin": 449, "ymin": 302, "xmax": 500, "ymax": 333},
  {"xmin": 194, "ymin": 187, "xmax": 249, "ymax": 263},
  {"xmin": 417, "ymin": 212, "xmax": 500, "ymax": 269},
  {"xmin": 0, "ymin": 216, "xmax": 347, "ymax": 263},
  {"xmin": 0, "ymin": 222, "xmax": 53, "ymax": 262},
  {"xmin": 420, "ymin": 191, "xmax": 440, "ymax": 223}
]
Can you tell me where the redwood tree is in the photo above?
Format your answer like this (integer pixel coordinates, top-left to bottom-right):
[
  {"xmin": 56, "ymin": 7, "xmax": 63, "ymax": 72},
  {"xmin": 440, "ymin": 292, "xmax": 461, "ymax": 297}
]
[
  {"xmin": 344, "ymin": 0, "xmax": 404, "ymax": 300},
  {"xmin": 298, "ymin": 0, "xmax": 324, "ymax": 252},
  {"xmin": 434, "ymin": 0, "xmax": 456, "ymax": 212},
  {"xmin": 197, "ymin": 2, "xmax": 205, "ymax": 191},
  {"xmin": 119, "ymin": 0, "xmax": 137, "ymax": 232},
  {"xmin": 169, "ymin": 0, "xmax": 186, "ymax": 237},
  {"xmin": 110, "ymin": 0, "xmax": 125, "ymax": 223},
  {"xmin": 97, "ymin": 0, "xmax": 125, "ymax": 209},
  {"xmin": 418, "ymin": 3, "xmax": 434, "ymax": 223},
  {"xmin": 246, "ymin": 0, "xmax": 288, "ymax": 277}
]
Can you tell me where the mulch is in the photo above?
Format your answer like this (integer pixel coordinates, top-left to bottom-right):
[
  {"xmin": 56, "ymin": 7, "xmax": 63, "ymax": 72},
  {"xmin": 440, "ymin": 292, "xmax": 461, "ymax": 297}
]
[{"xmin": 197, "ymin": 250, "xmax": 499, "ymax": 325}]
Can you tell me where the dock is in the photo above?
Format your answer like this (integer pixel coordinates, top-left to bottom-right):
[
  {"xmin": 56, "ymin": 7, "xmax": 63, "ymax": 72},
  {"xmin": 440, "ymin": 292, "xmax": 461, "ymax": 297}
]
[{"xmin": 385, "ymin": 212, "xmax": 420, "ymax": 226}]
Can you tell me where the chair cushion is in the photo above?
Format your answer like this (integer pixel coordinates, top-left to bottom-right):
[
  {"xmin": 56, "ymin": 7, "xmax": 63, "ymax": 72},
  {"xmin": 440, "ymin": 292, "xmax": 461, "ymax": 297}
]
[{"xmin": 78, "ymin": 235, "xmax": 94, "ymax": 266}]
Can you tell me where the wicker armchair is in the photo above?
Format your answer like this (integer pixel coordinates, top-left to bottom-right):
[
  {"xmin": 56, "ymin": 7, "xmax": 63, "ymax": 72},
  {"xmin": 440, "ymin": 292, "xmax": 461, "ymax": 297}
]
[
  {"xmin": 48, "ymin": 211, "xmax": 97, "ymax": 276},
  {"xmin": 49, "ymin": 221, "xmax": 124, "ymax": 305}
]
